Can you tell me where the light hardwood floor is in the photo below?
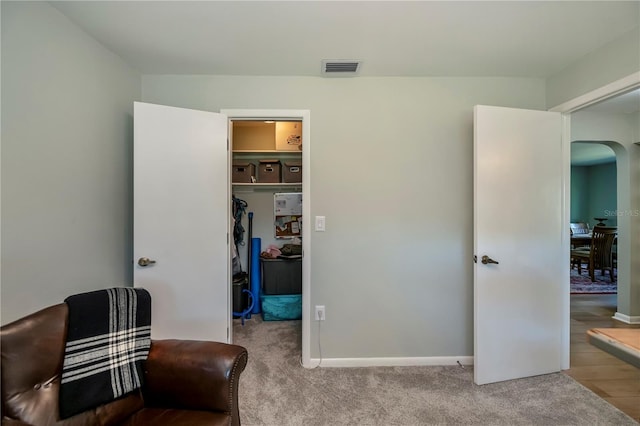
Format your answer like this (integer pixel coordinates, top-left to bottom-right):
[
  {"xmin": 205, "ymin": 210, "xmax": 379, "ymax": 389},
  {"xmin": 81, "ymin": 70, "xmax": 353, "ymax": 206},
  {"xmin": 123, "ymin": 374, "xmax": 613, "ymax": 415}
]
[{"xmin": 566, "ymin": 294, "xmax": 640, "ymax": 422}]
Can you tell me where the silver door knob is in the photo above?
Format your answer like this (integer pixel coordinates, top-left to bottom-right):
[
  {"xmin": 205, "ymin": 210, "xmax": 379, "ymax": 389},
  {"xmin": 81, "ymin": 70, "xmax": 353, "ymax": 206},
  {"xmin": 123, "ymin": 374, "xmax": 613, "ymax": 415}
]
[
  {"xmin": 481, "ymin": 255, "xmax": 499, "ymax": 265},
  {"xmin": 138, "ymin": 257, "xmax": 156, "ymax": 267}
]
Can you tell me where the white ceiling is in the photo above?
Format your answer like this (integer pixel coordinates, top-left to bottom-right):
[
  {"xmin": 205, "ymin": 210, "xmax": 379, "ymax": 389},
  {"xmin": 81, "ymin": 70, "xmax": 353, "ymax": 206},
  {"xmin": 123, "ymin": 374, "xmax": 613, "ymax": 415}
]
[
  {"xmin": 51, "ymin": 1, "xmax": 639, "ymax": 78},
  {"xmin": 49, "ymin": 1, "xmax": 638, "ymax": 166}
]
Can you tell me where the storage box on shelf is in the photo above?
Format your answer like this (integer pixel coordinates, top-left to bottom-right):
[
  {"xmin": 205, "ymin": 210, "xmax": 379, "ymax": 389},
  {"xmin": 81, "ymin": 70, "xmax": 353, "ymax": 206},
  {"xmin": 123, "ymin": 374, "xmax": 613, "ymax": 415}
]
[
  {"xmin": 283, "ymin": 161, "xmax": 302, "ymax": 183},
  {"xmin": 275, "ymin": 122, "xmax": 302, "ymax": 151},
  {"xmin": 231, "ymin": 120, "xmax": 302, "ymax": 188},
  {"xmin": 257, "ymin": 160, "xmax": 281, "ymax": 183},
  {"xmin": 232, "ymin": 162, "xmax": 256, "ymax": 183}
]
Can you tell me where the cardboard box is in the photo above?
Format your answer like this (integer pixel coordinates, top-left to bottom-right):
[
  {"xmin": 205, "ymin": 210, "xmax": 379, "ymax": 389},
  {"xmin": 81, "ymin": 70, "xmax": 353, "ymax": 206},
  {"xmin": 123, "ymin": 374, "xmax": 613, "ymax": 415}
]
[
  {"xmin": 232, "ymin": 162, "xmax": 256, "ymax": 183},
  {"xmin": 282, "ymin": 161, "xmax": 302, "ymax": 183},
  {"xmin": 258, "ymin": 160, "xmax": 281, "ymax": 183},
  {"xmin": 275, "ymin": 121, "xmax": 302, "ymax": 151}
]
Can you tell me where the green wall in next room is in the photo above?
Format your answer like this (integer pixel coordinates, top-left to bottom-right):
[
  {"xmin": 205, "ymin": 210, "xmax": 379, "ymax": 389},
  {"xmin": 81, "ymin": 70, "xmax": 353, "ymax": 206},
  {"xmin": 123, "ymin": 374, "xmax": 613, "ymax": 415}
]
[{"xmin": 571, "ymin": 162, "xmax": 617, "ymax": 228}]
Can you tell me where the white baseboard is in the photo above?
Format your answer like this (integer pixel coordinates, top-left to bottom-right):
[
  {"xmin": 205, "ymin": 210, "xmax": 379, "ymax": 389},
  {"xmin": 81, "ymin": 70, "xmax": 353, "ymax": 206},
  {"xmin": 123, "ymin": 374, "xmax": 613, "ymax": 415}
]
[
  {"xmin": 307, "ymin": 356, "xmax": 474, "ymax": 368},
  {"xmin": 613, "ymin": 312, "xmax": 640, "ymax": 324}
]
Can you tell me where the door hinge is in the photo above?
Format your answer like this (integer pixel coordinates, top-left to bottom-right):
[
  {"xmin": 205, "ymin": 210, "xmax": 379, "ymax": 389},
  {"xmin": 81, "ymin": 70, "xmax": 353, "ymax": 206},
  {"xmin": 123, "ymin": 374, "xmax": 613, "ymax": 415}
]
[{"xmin": 227, "ymin": 138, "xmax": 229, "ymax": 151}]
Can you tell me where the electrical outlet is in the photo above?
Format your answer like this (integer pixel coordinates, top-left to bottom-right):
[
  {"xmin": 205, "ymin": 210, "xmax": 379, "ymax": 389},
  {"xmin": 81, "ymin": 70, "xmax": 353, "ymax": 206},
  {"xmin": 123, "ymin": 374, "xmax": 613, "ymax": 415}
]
[{"xmin": 315, "ymin": 305, "xmax": 325, "ymax": 321}]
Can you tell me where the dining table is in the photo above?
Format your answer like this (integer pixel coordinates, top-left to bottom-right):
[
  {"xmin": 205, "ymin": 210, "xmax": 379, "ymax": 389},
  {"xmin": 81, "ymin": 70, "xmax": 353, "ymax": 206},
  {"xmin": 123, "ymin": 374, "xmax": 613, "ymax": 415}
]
[{"xmin": 571, "ymin": 233, "xmax": 592, "ymax": 248}]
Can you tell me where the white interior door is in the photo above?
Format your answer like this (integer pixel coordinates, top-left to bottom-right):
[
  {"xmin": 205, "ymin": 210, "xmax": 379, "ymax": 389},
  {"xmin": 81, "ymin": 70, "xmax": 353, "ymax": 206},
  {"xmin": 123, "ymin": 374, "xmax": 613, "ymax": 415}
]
[
  {"xmin": 134, "ymin": 102, "xmax": 230, "ymax": 343},
  {"xmin": 474, "ymin": 105, "xmax": 564, "ymax": 385}
]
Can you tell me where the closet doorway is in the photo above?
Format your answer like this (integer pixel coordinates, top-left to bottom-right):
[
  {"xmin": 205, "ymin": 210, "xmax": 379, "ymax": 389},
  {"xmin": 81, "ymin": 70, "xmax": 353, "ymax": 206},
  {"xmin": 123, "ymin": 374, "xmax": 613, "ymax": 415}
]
[{"xmin": 223, "ymin": 109, "xmax": 311, "ymax": 364}]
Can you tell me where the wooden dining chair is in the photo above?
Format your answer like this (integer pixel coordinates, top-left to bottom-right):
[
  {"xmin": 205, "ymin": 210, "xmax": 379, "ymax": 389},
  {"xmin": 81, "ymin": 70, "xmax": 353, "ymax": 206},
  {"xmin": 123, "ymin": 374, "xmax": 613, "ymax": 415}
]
[{"xmin": 570, "ymin": 225, "xmax": 617, "ymax": 282}]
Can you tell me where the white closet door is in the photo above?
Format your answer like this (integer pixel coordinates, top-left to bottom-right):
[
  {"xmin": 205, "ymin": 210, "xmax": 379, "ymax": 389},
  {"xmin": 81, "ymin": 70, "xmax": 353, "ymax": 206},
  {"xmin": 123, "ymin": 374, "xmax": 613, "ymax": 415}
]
[
  {"xmin": 134, "ymin": 102, "xmax": 230, "ymax": 342},
  {"xmin": 474, "ymin": 105, "xmax": 564, "ymax": 384}
]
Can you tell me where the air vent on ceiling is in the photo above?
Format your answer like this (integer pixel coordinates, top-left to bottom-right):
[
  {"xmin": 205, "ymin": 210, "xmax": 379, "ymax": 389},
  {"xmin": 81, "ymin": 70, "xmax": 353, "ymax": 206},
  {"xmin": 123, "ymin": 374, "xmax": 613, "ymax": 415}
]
[{"xmin": 321, "ymin": 60, "xmax": 361, "ymax": 77}]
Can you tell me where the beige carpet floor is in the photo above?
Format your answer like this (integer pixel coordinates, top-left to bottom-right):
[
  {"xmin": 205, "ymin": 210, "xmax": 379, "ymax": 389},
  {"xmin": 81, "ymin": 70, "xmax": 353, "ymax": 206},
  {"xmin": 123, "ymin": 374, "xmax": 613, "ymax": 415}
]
[{"xmin": 233, "ymin": 316, "xmax": 637, "ymax": 425}]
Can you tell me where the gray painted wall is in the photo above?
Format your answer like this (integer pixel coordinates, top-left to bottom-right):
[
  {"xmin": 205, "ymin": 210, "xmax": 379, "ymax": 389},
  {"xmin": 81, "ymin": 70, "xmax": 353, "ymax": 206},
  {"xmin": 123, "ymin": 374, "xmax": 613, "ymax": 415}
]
[
  {"xmin": 2, "ymin": 0, "xmax": 637, "ymax": 352},
  {"xmin": 1, "ymin": 2, "xmax": 141, "ymax": 324},
  {"xmin": 546, "ymin": 27, "xmax": 640, "ymax": 108},
  {"xmin": 142, "ymin": 75, "xmax": 547, "ymax": 358}
]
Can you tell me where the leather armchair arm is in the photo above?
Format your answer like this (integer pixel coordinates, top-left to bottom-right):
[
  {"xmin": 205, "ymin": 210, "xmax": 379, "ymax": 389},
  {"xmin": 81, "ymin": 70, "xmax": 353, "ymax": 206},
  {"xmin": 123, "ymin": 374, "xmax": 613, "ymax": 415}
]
[
  {"xmin": 2, "ymin": 418, "xmax": 33, "ymax": 426},
  {"xmin": 142, "ymin": 340, "xmax": 248, "ymax": 418}
]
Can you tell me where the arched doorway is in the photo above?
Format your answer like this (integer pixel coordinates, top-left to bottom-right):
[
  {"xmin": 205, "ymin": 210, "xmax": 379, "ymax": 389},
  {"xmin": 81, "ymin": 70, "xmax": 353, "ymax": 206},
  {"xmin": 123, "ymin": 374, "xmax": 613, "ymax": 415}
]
[
  {"xmin": 568, "ymin": 133, "xmax": 635, "ymax": 324},
  {"xmin": 569, "ymin": 141, "xmax": 619, "ymax": 301}
]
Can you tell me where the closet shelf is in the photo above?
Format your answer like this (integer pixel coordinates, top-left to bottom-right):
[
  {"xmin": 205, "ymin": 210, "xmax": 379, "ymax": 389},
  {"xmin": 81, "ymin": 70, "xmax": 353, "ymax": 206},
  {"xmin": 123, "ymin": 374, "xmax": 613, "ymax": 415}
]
[
  {"xmin": 232, "ymin": 182, "xmax": 302, "ymax": 193},
  {"xmin": 233, "ymin": 150, "xmax": 301, "ymax": 154}
]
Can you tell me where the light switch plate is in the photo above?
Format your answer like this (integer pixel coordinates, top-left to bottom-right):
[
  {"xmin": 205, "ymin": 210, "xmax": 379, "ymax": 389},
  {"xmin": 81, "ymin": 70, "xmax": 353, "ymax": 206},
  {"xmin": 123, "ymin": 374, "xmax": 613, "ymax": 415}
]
[{"xmin": 315, "ymin": 216, "xmax": 326, "ymax": 231}]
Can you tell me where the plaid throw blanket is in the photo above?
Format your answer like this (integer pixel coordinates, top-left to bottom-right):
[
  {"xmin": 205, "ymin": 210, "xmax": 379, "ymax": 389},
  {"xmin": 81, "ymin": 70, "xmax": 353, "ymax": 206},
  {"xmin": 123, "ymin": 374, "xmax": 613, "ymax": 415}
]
[{"xmin": 59, "ymin": 288, "xmax": 151, "ymax": 419}]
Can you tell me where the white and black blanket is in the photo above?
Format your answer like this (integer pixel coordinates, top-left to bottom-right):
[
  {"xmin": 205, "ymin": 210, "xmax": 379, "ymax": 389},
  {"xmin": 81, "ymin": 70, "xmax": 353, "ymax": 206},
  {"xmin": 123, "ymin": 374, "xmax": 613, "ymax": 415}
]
[{"xmin": 59, "ymin": 287, "xmax": 151, "ymax": 419}]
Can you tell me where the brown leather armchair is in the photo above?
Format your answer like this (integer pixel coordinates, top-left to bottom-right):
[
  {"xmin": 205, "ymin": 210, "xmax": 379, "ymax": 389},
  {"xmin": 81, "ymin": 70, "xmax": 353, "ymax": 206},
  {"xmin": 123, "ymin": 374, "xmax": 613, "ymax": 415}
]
[{"xmin": 1, "ymin": 303, "xmax": 248, "ymax": 425}]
